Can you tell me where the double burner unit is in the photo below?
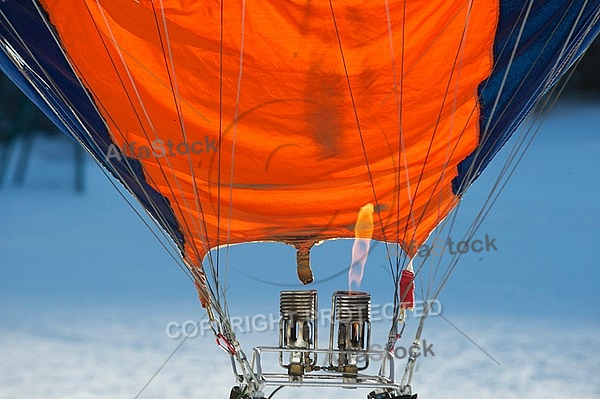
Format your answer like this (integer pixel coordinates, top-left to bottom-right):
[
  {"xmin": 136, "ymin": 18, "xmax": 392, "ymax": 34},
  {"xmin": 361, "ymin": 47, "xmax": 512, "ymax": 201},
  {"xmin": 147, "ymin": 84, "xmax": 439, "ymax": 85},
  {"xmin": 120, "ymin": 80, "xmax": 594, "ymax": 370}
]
[
  {"xmin": 230, "ymin": 289, "xmax": 417, "ymax": 398},
  {"xmin": 279, "ymin": 290, "xmax": 372, "ymax": 381},
  {"xmin": 242, "ymin": 289, "xmax": 408, "ymax": 396}
]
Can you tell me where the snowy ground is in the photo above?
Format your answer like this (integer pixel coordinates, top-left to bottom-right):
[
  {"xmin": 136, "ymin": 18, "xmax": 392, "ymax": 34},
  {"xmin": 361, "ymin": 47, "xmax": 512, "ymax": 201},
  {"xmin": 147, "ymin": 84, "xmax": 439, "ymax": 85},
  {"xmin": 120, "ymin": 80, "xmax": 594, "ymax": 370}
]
[
  {"xmin": 1, "ymin": 102, "xmax": 599, "ymax": 398},
  {"xmin": 0, "ymin": 306, "xmax": 599, "ymax": 399}
]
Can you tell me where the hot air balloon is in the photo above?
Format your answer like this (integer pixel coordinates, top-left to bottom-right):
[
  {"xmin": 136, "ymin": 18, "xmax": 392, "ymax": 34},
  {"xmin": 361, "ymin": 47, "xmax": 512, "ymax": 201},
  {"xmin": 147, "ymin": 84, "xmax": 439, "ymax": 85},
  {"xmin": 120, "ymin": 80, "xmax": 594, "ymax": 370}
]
[{"xmin": 1, "ymin": 1, "xmax": 598, "ymax": 398}]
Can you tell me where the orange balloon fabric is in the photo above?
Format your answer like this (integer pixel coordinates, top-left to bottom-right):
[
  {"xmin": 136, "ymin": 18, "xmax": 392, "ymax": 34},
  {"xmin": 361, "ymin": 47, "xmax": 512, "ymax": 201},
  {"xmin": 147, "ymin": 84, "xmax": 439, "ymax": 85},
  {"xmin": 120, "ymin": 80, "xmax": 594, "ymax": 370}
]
[{"xmin": 39, "ymin": 0, "xmax": 497, "ymax": 265}]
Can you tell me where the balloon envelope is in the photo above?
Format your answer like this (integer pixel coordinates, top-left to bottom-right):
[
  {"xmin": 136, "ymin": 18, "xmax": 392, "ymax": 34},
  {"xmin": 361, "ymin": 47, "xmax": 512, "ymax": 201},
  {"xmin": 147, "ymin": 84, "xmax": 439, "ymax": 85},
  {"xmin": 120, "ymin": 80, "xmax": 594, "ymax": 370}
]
[{"xmin": 0, "ymin": 0, "xmax": 598, "ymax": 266}]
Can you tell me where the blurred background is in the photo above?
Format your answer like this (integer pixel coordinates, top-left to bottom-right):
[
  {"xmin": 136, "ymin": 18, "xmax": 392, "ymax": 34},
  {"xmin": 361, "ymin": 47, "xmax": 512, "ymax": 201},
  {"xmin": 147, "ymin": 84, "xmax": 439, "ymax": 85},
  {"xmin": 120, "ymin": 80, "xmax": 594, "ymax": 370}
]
[{"xmin": 0, "ymin": 38, "xmax": 598, "ymax": 399}]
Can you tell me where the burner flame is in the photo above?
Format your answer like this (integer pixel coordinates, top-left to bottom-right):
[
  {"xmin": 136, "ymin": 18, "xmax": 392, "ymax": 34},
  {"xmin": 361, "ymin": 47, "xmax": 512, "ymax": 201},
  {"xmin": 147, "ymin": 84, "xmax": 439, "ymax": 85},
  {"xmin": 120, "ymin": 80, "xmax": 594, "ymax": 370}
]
[{"xmin": 348, "ymin": 203, "xmax": 374, "ymax": 292}]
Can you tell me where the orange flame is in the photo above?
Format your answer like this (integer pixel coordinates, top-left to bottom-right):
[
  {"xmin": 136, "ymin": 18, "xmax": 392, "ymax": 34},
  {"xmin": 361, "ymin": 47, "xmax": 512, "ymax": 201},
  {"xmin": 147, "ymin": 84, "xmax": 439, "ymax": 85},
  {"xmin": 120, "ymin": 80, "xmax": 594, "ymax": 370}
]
[{"xmin": 348, "ymin": 203, "xmax": 374, "ymax": 292}]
